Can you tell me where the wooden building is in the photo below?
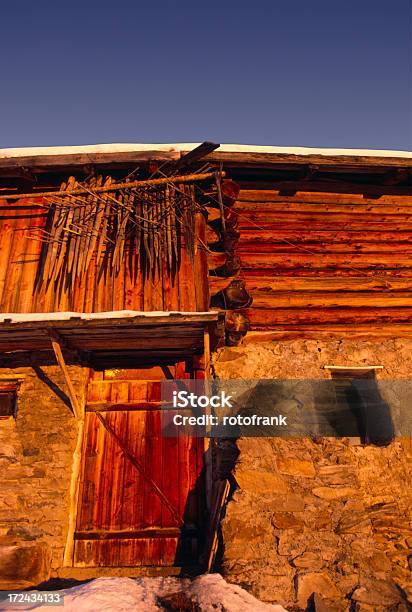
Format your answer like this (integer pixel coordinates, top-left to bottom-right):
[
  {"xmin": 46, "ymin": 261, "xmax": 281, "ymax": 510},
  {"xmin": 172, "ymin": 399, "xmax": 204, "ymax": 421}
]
[{"xmin": 0, "ymin": 143, "xmax": 411, "ymax": 608}]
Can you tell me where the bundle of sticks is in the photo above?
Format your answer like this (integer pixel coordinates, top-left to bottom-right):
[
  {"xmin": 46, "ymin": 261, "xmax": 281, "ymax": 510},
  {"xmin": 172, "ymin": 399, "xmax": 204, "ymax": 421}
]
[{"xmin": 33, "ymin": 173, "xmax": 210, "ymax": 294}]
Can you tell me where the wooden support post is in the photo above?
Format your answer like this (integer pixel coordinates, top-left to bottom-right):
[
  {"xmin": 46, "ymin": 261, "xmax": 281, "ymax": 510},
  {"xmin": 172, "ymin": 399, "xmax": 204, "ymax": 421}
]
[
  {"xmin": 205, "ymin": 479, "xmax": 230, "ymax": 572},
  {"xmin": 199, "ymin": 330, "xmax": 214, "ymax": 521},
  {"xmin": 63, "ymin": 415, "xmax": 85, "ymax": 566},
  {"xmin": 49, "ymin": 330, "xmax": 83, "ymax": 420}
]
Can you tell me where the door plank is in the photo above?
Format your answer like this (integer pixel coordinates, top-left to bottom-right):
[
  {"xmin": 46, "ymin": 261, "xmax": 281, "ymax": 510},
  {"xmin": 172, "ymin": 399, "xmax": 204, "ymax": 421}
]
[{"xmin": 95, "ymin": 411, "xmax": 184, "ymax": 527}]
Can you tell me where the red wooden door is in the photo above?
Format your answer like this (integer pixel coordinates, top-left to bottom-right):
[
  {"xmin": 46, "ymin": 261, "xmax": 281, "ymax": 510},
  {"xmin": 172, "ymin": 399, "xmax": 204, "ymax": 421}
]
[{"xmin": 73, "ymin": 363, "xmax": 205, "ymax": 568}]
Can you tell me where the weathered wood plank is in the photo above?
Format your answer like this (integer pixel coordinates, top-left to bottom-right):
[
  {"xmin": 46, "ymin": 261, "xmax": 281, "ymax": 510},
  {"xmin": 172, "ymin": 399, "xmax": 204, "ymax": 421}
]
[
  {"xmin": 249, "ymin": 292, "xmax": 412, "ymax": 308},
  {"xmin": 236, "ymin": 211, "xmax": 412, "ymax": 224},
  {"xmin": 235, "ymin": 230, "xmax": 412, "ymax": 243},
  {"xmin": 239, "ymin": 268, "xmax": 412, "ymax": 278},
  {"xmin": 204, "ymin": 150, "xmax": 412, "ymax": 168},
  {"xmin": 74, "ymin": 527, "xmax": 194, "ymax": 540},
  {"xmin": 0, "ymin": 150, "xmax": 180, "ymax": 171},
  {"xmin": 209, "ymin": 252, "xmax": 412, "ymax": 270},
  {"xmin": 236, "ymin": 180, "xmax": 411, "ymax": 196},
  {"xmin": 237, "ymin": 189, "xmax": 412, "ymax": 205},
  {"xmin": 95, "ymin": 411, "xmax": 184, "ymax": 527},
  {"xmin": 237, "ymin": 220, "xmax": 412, "ymax": 231},
  {"xmin": 246, "ymin": 307, "xmax": 412, "ymax": 326},
  {"xmin": 50, "ymin": 335, "xmax": 83, "ymax": 419},
  {"xmin": 236, "ymin": 241, "xmax": 412, "ymax": 254},
  {"xmin": 236, "ymin": 201, "xmax": 412, "ymax": 215},
  {"xmin": 209, "ymin": 276, "xmax": 412, "ymax": 293}
]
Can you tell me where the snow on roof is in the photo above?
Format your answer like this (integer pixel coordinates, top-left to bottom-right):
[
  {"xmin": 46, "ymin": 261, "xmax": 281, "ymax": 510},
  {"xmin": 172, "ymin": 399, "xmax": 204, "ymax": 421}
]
[
  {"xmin": 0, "ymin": 142, "xmax": 411, "ymax": 161},
  {"xmin": 0, "ymin": 310, "xmax": 218, "ymax": 325}
]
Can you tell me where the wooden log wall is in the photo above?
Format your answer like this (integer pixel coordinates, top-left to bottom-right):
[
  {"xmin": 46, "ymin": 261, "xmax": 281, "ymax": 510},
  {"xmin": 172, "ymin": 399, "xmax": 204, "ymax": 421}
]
[
  {"xmin": 0, "ymin": 197, "xmax": 209, "ymax": 314},
  {"xmin": 208, "ymin": 188, "xmax": 412, "ymax": 337},
  {"xmin": 205, "ymin": 180, "xmax": 252, "ymax": 345}
]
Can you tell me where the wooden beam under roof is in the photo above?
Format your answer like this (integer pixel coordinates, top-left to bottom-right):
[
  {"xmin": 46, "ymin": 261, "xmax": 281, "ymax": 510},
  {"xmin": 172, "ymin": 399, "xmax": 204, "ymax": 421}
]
[
  {"xmin": 0, "ymin": 146, "xmax": 410, "ymax": 173},
  {"xmin": 0, "ymin": 149, "xmax": 181, "ymax": 171},
  {"xmin": 203, "ymin": 150, "xmax": 412, "ymax": 169},
  {"xmin": 49, "ymin": 330, "xmax": 83, "ymax": 420},
  {"xmin": 0, "ymin": 311, "xmax": 224, "ymax": 363},
  {"xmin": 173, "ymin": 141, "xmax": 220, "ymax": 170}
]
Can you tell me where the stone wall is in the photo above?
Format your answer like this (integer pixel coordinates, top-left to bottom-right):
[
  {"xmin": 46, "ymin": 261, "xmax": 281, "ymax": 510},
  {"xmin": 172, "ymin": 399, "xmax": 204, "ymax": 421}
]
[
  {"xmin": 213, "ymin": 337, "xmax": 412, "ymax": 611},
  {"xmin": 0, "ymin": 366, "xmax": 85, "ymax": 588}
]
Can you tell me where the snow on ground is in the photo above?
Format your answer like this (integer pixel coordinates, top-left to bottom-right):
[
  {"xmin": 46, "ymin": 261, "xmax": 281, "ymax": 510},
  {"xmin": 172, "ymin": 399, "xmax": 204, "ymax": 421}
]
[{"xmin": 0, "ymin": 574, "xmax": 287, "ymax": 611}]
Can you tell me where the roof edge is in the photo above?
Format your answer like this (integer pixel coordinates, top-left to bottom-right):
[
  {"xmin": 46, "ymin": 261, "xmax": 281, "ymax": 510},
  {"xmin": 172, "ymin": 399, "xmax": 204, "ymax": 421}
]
[
  {"xmin": 0, "ymin": 142, "xmax": 411, "ymax": 161},
  {"xmin": 0, "ymin": 143, "xmax": 411, "ymax": 174}
]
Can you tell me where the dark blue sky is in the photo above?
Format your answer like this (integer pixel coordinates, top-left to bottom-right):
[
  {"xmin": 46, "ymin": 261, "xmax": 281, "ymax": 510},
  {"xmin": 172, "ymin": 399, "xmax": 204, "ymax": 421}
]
[{"xmin": 0, "ymin": 0, "xmax": 410, "ymax": 150}]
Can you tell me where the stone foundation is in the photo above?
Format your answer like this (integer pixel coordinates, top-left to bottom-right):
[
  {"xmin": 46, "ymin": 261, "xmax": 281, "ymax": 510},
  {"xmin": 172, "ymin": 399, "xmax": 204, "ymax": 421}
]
[
  {"xmin": 0, "ymin": 366, "xmax": 84, "ymax": 588},
  {"xmin": 214, "ymin": 337, "xmax": 412, "ymax": 611}
]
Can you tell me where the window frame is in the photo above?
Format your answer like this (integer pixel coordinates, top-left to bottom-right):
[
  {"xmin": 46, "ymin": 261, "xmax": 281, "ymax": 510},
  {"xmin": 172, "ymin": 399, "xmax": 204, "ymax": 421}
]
[
  {"xmin": 0, "ymin": 378, "xmax": 23, "ymax": 420},
  {"xmin": 323, "ymin": 365, "xmax": 391, "ymax": 446}
]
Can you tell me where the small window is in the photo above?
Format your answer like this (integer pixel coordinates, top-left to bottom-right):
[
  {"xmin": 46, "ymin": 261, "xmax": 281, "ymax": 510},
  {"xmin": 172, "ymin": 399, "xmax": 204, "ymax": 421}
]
[
  {"xmin": 324, "ymin": 366, "xmax": 394, "ymax": 446},
  {"xmin": 0, "ymin": 380, "xmax": 20, "ymax": 419}
]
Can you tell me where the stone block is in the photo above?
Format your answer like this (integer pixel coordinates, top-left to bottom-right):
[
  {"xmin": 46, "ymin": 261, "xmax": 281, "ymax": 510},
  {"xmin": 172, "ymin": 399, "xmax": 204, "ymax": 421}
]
[
  {"xmin": 336, "ymin": 511, "xmax": 372, "ymax": 535},
  {"xmin": 276, "ymin": 456, "xmax": 316, "ymax": 478},
  {"xmin": 0, "ymin": 541, "xmax": 51, "ymax": 589},
  {"xmin": 304, "ymin": 509, "xmax": 332, "ymax": 531},
  {"xmin": 22, "ymin": 447, "xmax": 40, "ymax": 457},
  {"xmin": 6, "ymin": 525, "xmax": 44, "ymax": 541},
  {"xmin": 352, "ymin": 578, "xmax": 403, "ymax": 606},
  {"xmin": 318, "ymin": 464, "xmax": 356, "ymax": 485},
  {"xmin": 253, "ymin": 573, "xmax": 294, "ymax": 604},
  {"xmin": 311, "ymin": 592, "xmax": 348, "ymax": 612},
  {"xmin": 236, "ymin": 469, "xmax": 290, "ymax": 495},
  {"xmin": 277, "ymin": 532, "xmax": 306, "ymax": 558},
  {"xmin": 296, "ymin": 571, "xmax": 341, "ymax": 609},
  {"xmin": 312, "ymin": 487, "xmax": 357, "ymax": 501},
  {"xmin": 222, "ymin": 514, "xmax": 272, "ymax": 543},
  {"xmin": 0, "ymin": 444, "xmax": 18, "ymax": 463},
  {"xmin": 272, "ymin": 512, "xmax": 304, "ymax": 530},
  {"xmin": 274, "ymin": 494, "xmax": 305, "ymax": 512},
  {"xmin": 293, "ymin": 551, "xmax": 325, "ymax": 570}
]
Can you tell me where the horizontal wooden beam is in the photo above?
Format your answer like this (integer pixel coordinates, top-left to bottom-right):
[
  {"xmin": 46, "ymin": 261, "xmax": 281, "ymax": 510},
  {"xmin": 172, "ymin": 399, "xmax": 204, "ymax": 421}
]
[
  {"xmin": 210, "ymin": 275, "xmax": 412, "ymax": 293},
  {"xmin": 74, "ymin": 527, "xmax": 197, "ymax": 540},
  {"xmin": 1, "ymin": 149, "xmax": 410, "ymax": 174},
  {"xmin": 231, "ymin": 230, "xmax": 412, "ymax": 243},
  {"xmin": 237, "ymin": 190, "xmax": 412, "ymax": 205},
  {"xmin": 86, "ymin": 401, "xmax": 168, "ymax": 412},
  {"xmin": 237, "ymin": 220, "xmax": 412, "ymax": 231},
  {"xmin": 235, "ymin": 242, "xmax": 412, "ymax": 254},
  {"xmin": 244, "ymin": 292, "xmax": 412, "ymax": 309},
  {"xmin": 0, "ymin": 313, "xmax": 219, "ymax": 330},
  {"xmin": 203, "ymin": 151, "xmax": 412, "ymax": 168},
  {"xmin": 0, "ymin": 350, "xmax": 200, "ymax": 368},
  {"xmin": 236, "ymin": 211, "xmax": 412, "ymax": 223},
  {"xmin": 0, "ymin": 171, "xmax": 219, "ymax": 201},
  {"xmin": 245, "ymin": 307, "xmax": 412, "ymax": 326},
  {"xmin": 238, "ymin": 268, "xmax": 412, "ymax": 278},
  {"xmin": 209, "ymin": 252, "xmax": 412, "ymax": 270},
  {"xmin": 235, "ymin": 179, "xmax": 411, "ymax": 196},
  {"xmin": 0, "ymin": 150, "xmax": 180, "ymax": 171},
  {"xmin": 235, "ymin": 202, "xmax": 412, "ymax": 215}
]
